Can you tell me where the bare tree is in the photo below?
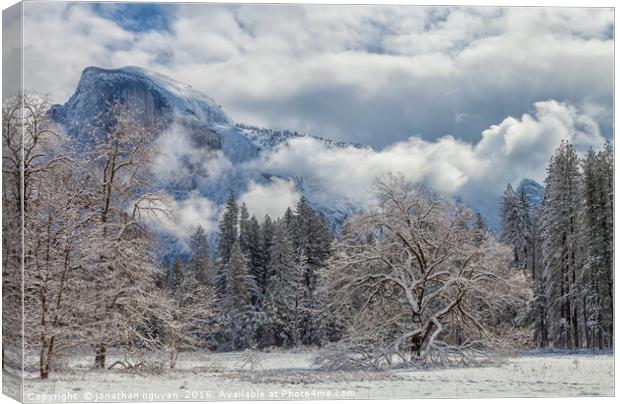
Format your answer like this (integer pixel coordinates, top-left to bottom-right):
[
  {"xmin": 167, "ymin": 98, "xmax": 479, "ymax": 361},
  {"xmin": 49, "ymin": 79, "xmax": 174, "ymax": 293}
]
[
  {"xmin": 23, "ymin": 161, "xmax": 91, "ymax": 379},
  {"xmin": 318, "ymin": 173, "xmax": 530, "ymax": 369},
  {"xmin": 3, "ymin": 94, "xmax": 89, "ymax": 379},
  {"xmin": 77, "ymin": 100, "xmax": 172, "ymax": 368},
  {"xmin": 2, "ymin": 94, "xmax": 26, "ymax": 376},
  {"xmin": 164, "ymin": 268, "xmax": 217, "ymax": 369}
]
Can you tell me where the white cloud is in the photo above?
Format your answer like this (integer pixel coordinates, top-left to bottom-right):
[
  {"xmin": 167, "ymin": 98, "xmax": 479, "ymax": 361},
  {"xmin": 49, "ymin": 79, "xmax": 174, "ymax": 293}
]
[
  {"xmin": 246, "ymin": 100, "xmax": 605, "ymax": 210},
  {"xmin": 20, "ymin": 4, "xmax": 613, "ymax": 148},
  {"xmin": 145, "ymin": 190, "xmax": 219, "ymax": 241},
  {"xmin": 238, "ymin": 178, "xmax": 301, "ymax": 221},
  {"xmin": 152, "ymin": 121, "xmax": 232, "ymax": 183}
]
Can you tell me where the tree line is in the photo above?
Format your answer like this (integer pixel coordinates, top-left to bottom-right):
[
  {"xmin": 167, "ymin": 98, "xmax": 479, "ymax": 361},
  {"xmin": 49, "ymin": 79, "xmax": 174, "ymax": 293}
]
[
  {"xmin": 500, "ymin": 141, "xmax": 613, "ymax": 350},
  {"xmin": 166, "ymin": 194, "xmax": 333, "ymax": 351}
]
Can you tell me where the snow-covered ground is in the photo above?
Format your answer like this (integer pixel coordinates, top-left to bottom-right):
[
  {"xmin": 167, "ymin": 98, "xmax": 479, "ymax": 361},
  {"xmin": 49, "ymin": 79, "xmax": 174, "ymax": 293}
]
[{"xmin": 22, "ymin": 350, "xmax": 613, "ymax": 402}]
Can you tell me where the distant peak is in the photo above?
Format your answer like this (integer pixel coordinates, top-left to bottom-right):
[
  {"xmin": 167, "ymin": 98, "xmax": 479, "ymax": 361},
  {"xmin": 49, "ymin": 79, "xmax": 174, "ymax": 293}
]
[
  {"xmin": 516, "ymin": 178, "xmax": 544, "ymax": 208},
  {"xmin": 70, "ymin": 65, "xmax": 232, "ymax": 126},
  {"xmin": 517, "ymin": 178, "xmax": 543, "ymax": 190}
]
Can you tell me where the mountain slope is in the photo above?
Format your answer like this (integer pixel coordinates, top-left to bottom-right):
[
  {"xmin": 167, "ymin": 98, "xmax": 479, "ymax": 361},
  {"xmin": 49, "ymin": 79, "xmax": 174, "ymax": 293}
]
[{"xmin": 50, "ymin": 66, "xmax": 362, "ymax": 236}]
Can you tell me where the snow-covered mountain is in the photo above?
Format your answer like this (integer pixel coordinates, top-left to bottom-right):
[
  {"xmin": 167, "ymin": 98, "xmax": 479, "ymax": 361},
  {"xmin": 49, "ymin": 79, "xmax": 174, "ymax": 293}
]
[
  {"xmin": 51, "ymin": 66, "xmax": 232, "ymax": 132},
  {"xmin": 49, "ymin": 66, "xmax": 363, "ymax": 234},
  {"xmin": 50, "ymin": 66, "xmax": 543, "ymax": 243}
]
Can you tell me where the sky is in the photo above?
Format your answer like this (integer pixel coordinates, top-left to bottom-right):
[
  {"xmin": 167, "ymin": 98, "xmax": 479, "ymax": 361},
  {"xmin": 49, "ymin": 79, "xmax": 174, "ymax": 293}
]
[
  {"xmin": 5, "ymin": 1, "xmax": 615, "ymax": 236},
  {"xmin": 16, "ymin": 2, "xmax": 613, "ymax": 148}
]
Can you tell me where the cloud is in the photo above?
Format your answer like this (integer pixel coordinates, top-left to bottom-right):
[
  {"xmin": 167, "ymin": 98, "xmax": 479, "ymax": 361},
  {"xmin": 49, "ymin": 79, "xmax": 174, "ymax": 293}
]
[
  {"xmin": 135, "ymin": 98, "xmax": 604, "ymax": 241},
  {"xmin": 15, "ymin": 3, "xmax": 612, "ymax": 234},
  {"xmin": 245, "ymin": 100, "xmax": 605, "ymax": 212},
  {"xmin": 21, "ymin": 3, "xmax": 613, "ymax": 149},
  {"xmin": 145, "ymin": 190, "xmax": 219, "ymax": 242},
  {"xmin": 238, "ymin": 178, "xmax": 301, "ymax": 221},
  {"xmin": 152, "ymin": 121, "xmax": 232, "ymax": 184}
]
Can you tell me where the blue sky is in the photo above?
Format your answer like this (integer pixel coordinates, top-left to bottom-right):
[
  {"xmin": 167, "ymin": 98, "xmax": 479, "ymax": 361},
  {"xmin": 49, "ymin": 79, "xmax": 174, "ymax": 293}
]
[{"xmin": 90, "ymin": 3, "xmax": 176, "ymax": 33}]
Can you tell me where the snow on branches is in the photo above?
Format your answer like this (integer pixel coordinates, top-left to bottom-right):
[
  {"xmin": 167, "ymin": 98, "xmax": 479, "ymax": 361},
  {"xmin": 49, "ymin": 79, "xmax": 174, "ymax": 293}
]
[{"xmin": 317, "ymin": 173, "xmax": 530, "ymax": 370}]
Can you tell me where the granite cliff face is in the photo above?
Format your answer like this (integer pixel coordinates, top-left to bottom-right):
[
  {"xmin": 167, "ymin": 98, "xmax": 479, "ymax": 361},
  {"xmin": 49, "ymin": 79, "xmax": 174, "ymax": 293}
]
[
  {"xmin": 51, "ymin": 66, "xmax": 231, "ymax": 131},
  {"xmin": 49, "ymin": 66, "xmax": 361, "ymax": 232}
]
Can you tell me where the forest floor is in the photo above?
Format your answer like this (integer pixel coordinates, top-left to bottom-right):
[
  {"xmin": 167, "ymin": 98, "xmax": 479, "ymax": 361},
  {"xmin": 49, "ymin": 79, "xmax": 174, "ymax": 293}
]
[{"xmin": 22, "ymin": 350, "xmax": 613, "ymax": 402}]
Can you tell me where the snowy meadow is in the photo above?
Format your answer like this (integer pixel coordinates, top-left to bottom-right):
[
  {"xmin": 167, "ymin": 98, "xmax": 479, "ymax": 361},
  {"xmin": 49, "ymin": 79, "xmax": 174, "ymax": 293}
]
[{"xmin": 21, "ymin": 350, "xmax": 613, "ymax": 401}]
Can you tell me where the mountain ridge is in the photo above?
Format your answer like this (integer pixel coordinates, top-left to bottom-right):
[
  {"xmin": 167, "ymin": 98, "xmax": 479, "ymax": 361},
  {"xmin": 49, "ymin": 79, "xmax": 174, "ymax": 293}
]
[{"xmin": 49, "ymin": 66, "xmax": 364, "ymax": 237}]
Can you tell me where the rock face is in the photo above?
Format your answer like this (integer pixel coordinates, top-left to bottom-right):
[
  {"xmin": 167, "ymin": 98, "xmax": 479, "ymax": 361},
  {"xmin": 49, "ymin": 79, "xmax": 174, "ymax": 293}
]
[
  {"xmin": 49, "ymin": 66, "xmax": 362, "ymax": 234},
  {"xmin": 51, "ymin": 66, "xmax": 231, "ymax": 133}
]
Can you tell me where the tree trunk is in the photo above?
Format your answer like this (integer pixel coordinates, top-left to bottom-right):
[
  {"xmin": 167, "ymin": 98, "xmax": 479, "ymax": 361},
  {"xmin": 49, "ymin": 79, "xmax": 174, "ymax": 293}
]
[
  {"xmin": 410, "ymin": 335, "xmax": 422, "ymax": 357},
  {"xmin": 572, "ymin": 306, "xmax": 580, "ymax": 349},
  {"xmin": 582, "ymin": 297, "xmax": 590, "ymax": 350},
  {"xmin": 39, "ymin": 346, "xmax": 49, "ymax": 380},
  {"xmin": 538, "ymin": 309, "xmax": 547, "ymax": 348},
  {"xmin": 169, "ymin": 350, "xmax": 179, "ymax": 369},
  {"xmin": 94, "ymin": 344, "xmax": 107, "ymax": 368}
]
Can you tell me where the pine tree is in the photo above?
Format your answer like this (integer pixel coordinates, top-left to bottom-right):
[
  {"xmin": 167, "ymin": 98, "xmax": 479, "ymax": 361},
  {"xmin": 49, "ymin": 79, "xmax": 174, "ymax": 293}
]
[
  {"xmin": 296, "ymin": 251, "xmax": 319, "ymax": 346},
  {"xmin": 500, "ymin": 184, "xmax": 529, "ymax": 270},
  {"xmin": 500, "ymin": 181, "xmax": 548, "ymax": 347},
  {"xmin": 188, "ymin": 226, "xmax": 214, "ymax": 286},
  {"xmin": 258, "ymin": 215, "xmax": 276, "ymax": 296},
  {"xmin": 283, "ymin": 207, "xmax": 295, "ymax": 235},
  {"xmin": 581, "ymin": 143, "xmax": 614, "ymax": 349},
  {"xmin": 500, "ymin": 183, "xmax": 517, "ymax": 241},
  {"xmin": 225, "ymin": 241, "xmax": 254, "ymax": 307},
  {"xmin": 542, "ymin": 141, "xmax": 583, "ymax": 349},
  {"xmin": 245, "ymin": 215, "xmax": 264, "ymax": 304},
  {"xmin": 293, "ymin": 198, "xmax": 332, "ymax": 345},
  {"xmin": 167, "ymin": 256, "xmax": 185, "ymax": 291},
  {"xmin": 216, "ymin": 193, "xmax": 239, "ymax": 295},
  {"xmin": 223, "ymin": 241, "xmax": 258, "ymax": 350},
  {"xmin": 527, "ymin": 207, "xmax": 547, "ymax": 347},
  {"xmin": 262, "ymin": 220, "xmax": 299, "ymax": 347},
  {"xmin": 239, "ymin": 202, "xmax": 251, "ymax": 255},
  {"xmin": 218, "ymin": 193, "xmax": 239, "ymax": 263}
]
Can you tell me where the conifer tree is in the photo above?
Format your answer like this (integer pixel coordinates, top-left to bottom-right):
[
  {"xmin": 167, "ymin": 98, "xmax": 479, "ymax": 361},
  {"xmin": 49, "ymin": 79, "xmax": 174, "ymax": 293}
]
[
  {"xmin": 245, "ymin": 215, "xmax": 264, "ymax": 303},
  {"xmin": 239, "ymin": 202, "xmax": 251, "ymax": 255},
  {"xmin": 218, "ymin": 194, "xmax": 239, "ymax": 262},
  {"xmin": 527, "ymin": 206, "xmax": 547, "ymax": 347},
  {"xmin": 581, "ymin": 143, "xmax": 614, "ymax": 349},
  {"xmin": 258, "ymin": 215, "xmax": 276, "ymax": 296},
  {"xmin": 188, "ymin": 226, "xmax": 214, "ymax": 285},
  {"xmin": 542, "ymin": 141, "xmax": 583, "ymax": 349},
  {"xmin": 293, "ymin": 198, "xmax": 332, "ymax": 345},
  {"xmin": 223, "ymin": 241, "xmax": 258, "ymax": 349},
  {"xmin": 262, "ymin": 221, "xmax": 299, "ymax": 347},
  {"xmin": 500, "ymin": 184, "xmax": 529, "ymax": 270},
  {"xmin": 216, "ymin": 193, "xmax": 239, "ymax": 295},
  {"xmin": 167, "ymin": 256, "xmax": 184, "ymax": 291}
]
